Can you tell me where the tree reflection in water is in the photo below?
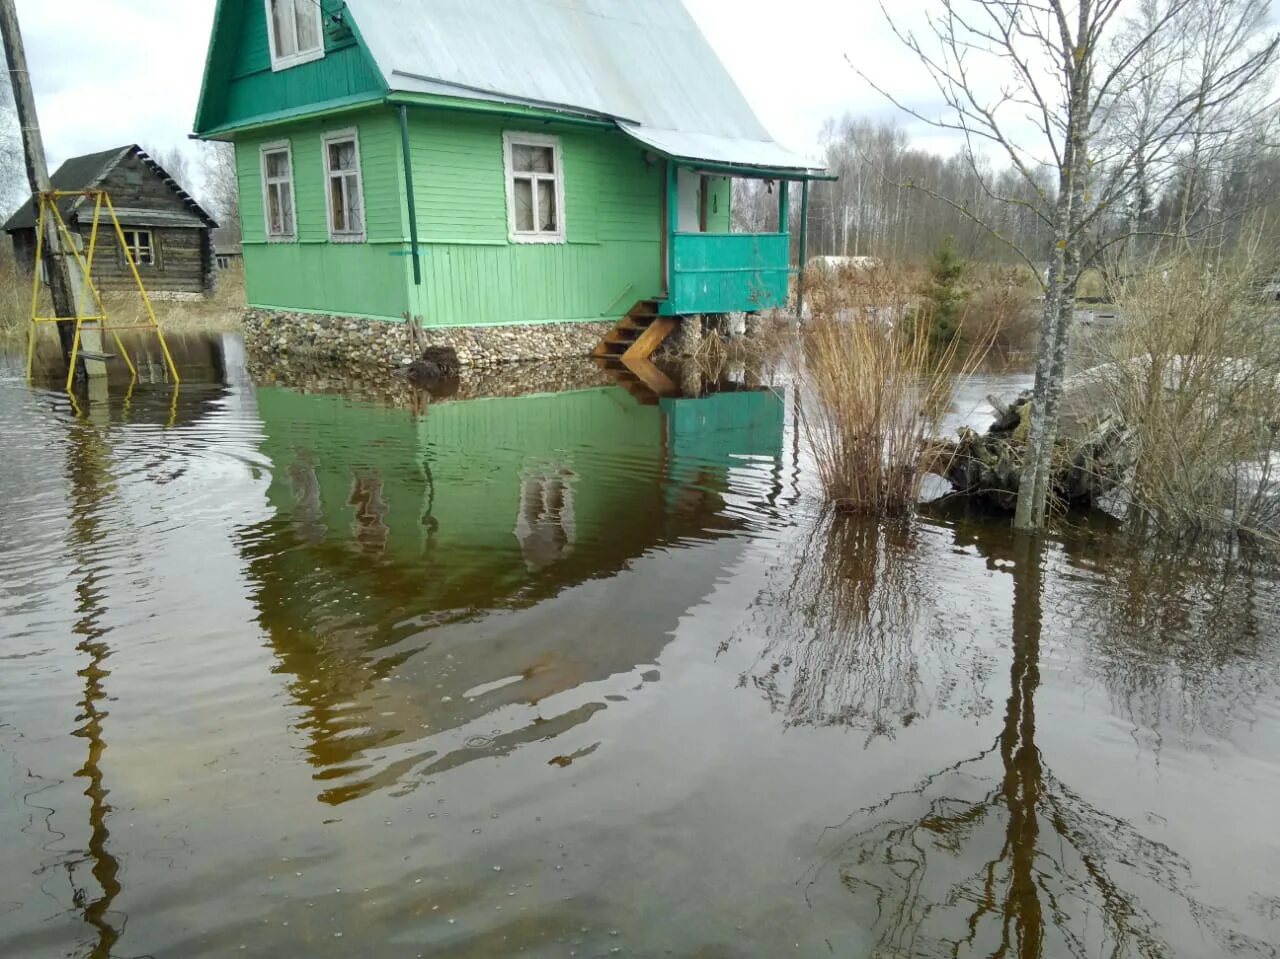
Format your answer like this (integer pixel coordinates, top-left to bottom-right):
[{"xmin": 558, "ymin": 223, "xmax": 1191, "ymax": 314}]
[
  {"xmin": 739, "ymin": 514, "xmax": 992, "ymax": 741},
  {"xmin": 803, "ymin": 525, "xmax": 1278, "ymax": 959},
  {"xmin": 1061, "ymin": 535, "xmax": 1280, "ymax": 742}
]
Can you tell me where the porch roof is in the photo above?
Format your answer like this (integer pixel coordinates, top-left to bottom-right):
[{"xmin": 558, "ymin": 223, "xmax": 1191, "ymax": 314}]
[{"xmin": 348, "ymin": 0, "xmax": 828, "ymax": 178}]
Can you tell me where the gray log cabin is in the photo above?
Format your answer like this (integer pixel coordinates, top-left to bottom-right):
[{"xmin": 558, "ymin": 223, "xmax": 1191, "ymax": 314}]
[{"xmin": 3, "ymin": 145, "xmax": 219, "ymax": 297}]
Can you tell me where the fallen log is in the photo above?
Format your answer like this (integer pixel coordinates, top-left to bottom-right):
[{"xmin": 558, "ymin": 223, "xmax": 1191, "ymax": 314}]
[{"xmin": 926, "ymin": 391, "xmax": 1137, "ymax": 510}]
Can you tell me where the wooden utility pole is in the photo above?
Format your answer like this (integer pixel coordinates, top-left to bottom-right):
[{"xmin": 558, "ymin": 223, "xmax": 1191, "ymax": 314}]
[{"xmin": 0, "ymin": 0, "xmax": 82, "ymax": 372}]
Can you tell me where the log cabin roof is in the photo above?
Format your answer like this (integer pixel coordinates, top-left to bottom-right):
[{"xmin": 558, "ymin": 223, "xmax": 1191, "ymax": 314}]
[
  {"xmin": 345, "ymin": 0, "xmax": 824, "ymax": 175},
  {"xmin": 3, "ymin": 145, "xmax": 217, "ymax": 233}
]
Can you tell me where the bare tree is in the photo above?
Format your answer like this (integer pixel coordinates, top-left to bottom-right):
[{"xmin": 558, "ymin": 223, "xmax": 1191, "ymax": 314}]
[
  {"xmin": 144, "ymin": 143, "xmax": 194, "ymax": 193},
  {"xmin": 200, "ymin": 141, "xmax": 239, "ymax": 233},
  {"xmin": 865, "ymin": 0, "xmax": 1279, "ymax": 530}
]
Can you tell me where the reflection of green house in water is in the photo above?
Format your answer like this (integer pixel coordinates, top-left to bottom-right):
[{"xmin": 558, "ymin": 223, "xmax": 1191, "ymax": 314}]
[{"xmin": 242, "ymin": 383, "xmax": 783, "ymax": 801}]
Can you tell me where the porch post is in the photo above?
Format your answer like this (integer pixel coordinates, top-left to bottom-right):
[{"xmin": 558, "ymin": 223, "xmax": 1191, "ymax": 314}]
[
  {"xmin": 667, "ymin": 161, "xmax": 679, "ymax": 307},
  {"xmin": 797, "ymin": 180, "xmax": 811, "ymax": 321},
  {"xmin": 777, "ymin": 179, "xmax": 790, "ymax": 237}
]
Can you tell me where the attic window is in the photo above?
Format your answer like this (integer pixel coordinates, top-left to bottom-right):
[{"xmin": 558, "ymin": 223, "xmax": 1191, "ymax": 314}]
[
  {"xmin": 503, "ymin": 133, "xmax": 565, "ymax": 244},
  {"xmin": 266, "ymin": 0, "xmax": 324, "ymax": 71}
]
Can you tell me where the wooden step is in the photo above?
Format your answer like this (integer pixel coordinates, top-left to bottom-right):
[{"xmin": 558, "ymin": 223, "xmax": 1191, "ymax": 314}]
[
  {"xmin": 622, "ymin": 316, "xmax": 677, "ymax": 362},
  {"xmin": 593, "ymin": 300, "xmax": 670, "ymax": 359}
]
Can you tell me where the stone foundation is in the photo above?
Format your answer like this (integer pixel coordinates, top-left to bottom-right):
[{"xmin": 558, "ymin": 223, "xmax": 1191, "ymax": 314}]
[
  {"xmin": 243, "ymin": 309, "xmax": 616, "ymax": 371},
  {"xmin": 246, "ymin": 353, "xmax": 621, "ymax": 409}
]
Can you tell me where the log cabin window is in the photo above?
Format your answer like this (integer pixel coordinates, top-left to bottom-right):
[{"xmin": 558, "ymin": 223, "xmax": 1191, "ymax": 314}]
[
  {"xmin": 503, "ymin": 132, "xmax": 565, "ymax": 243},
  {"xmin": 265, "ymin": 0, "xmax": 325, "ymax": 71},
  {"xmin": 121, "ymin": 229, "xmax": 155, "ymax": 267},
  {"xmin": 323, "ymin": 130, "xmax": 366, "ymax": 242},
  {"xmin": 261, "ymin": 142, "xmax": 296, "ymax": 240}
]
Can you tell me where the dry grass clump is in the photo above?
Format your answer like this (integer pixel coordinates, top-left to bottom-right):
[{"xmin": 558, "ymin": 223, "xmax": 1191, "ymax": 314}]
[
  {"xmin": 1, "ymin": 259, "xmax": 246, "ymax": 352},
  {"xmin": 798, "ymin": 265, "xmax": 985, "ymax": 515},
  {"xmin": 1098, "ymin": 242, "xmax": 1280, "ymax": 544},
  {"xmin": 0, "ymin": 250, "xmax": 26, "ymax": 346},
  {"xmin": 98, "ymin": 270, "xmax": 247, "ymax": 333}
]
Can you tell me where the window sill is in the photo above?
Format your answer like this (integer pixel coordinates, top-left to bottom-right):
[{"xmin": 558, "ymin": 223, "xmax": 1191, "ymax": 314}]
[
  {"xmin": 270, "ymin": 47, "xmax": 326, "ymax": 73},
  {"xmin": 265, "ymin": 235, "xmax": 297, "ymax": 244},
  {"xmin": 509, "ymin": 233, "xmax": 566, "ymax": 245},
  {"xmin": 328, "ymin": 234, "xmax": 367, "ymax": 244}
]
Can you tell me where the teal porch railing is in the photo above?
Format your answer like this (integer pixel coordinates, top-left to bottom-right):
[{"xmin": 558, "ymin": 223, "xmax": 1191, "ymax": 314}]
[{"xmin": 663, "ymin": 232, "xmax": 791, "ymax": 316}]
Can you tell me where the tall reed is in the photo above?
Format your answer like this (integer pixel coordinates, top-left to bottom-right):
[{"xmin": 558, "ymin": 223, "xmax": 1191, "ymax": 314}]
[{"xmin": 797, "ymin": 265, "xmax": 982, "ymax": 515}]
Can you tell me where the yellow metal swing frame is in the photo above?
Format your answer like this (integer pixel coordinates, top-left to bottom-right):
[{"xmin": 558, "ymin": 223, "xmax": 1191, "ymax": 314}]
[{"xmin": 27, "ymin": 189, "xmax": 180, "ymax": 392}]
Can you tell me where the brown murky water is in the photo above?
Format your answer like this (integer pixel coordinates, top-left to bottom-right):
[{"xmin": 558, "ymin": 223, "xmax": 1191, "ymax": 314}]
[{"xmin": 1, "ymin": 339, "xmax": 1278, "ymax": 958}]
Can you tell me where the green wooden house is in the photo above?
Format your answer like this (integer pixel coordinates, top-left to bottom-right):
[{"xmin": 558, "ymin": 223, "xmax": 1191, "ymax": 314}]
[{"xmin": 193, "ymin": 0, "xmax": 828, "ymax": 357}]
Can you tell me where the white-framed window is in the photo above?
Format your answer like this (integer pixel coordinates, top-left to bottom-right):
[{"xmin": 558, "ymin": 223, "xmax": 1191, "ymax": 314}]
[
  {"xmin": 503, "ymin": 132, "xmax": 565, "ymax": 244},
  {"xmin": 265, "ymin": 0, "xmax": 325, "ymax": 71},
  {"xmin": 121, "ymin": 229, "xmax": 155, "ymax": 267},
  {"xmin": 323, "ymin": 129, "xmax": 366, "ymax": 242},
  {"xmin": 260, "ymin": 141, "xmax": 296, "ymax": 240}
]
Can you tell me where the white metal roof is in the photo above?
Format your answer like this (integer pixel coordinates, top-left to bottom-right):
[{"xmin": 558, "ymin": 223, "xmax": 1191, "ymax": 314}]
[{"xmin": 347, "ymin": 0, "xmax": 823, "ymax": 174}]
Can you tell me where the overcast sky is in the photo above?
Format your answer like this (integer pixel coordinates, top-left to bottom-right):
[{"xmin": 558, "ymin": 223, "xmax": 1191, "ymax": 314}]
[{"xmin": 4, "ymin": 0, "xmax": 953, "ymax": 178}]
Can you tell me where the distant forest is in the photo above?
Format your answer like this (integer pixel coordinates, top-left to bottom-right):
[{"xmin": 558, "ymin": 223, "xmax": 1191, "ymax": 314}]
[{"xmin": 736, "ymin": 114, "xmax": 1280, "ymax": 269}]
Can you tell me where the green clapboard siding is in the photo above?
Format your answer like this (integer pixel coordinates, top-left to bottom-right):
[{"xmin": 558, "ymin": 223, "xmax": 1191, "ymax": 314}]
[
  {"xmin": 210, "ymin": 0, "xmax": 385, "ymax": 133},
  {"xmin": 667, "ymin": 233, "xmax": 790, "ymax": 314},
  {"xmin": 235, "ymin": 108, "xmax": 412, "ymax": 319},
  {"xmin": 403, "ymin": 112, "xmax": 665, "ymax": 327}
]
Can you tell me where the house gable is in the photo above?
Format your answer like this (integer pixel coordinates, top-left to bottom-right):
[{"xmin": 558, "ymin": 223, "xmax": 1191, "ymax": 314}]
[
  {"xmin": 195, "ymin": 0, "xmax": 387, "ymax": 137},
  {"xmin": 99, "ymin": 151, "xmax": 217, "ymax": 228},
  {"xmin": 3, "ymin": 146, "xmax": 215, "ymax": 234}
]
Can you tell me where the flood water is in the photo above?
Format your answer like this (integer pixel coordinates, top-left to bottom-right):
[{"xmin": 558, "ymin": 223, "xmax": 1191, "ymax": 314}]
[{"xmin": 2, "ymin": 338, "xmax": 1278, "ymax": 958}]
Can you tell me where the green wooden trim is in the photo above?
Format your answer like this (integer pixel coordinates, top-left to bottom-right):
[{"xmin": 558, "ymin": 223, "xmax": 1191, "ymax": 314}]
[
  {"xmin": 649, "ymin": 156, "xmax": 836, "ymax": 182},
  {"xmin": 197, "ymin": 93, "xmax": 388, "ymax": 139},
  {"xmin": 386, "ymin": 92, "xmax": 616, "ymax": 129},
  {"xmin": 193, "ymin": 0, "xmax": 233, "ymax": 134}
]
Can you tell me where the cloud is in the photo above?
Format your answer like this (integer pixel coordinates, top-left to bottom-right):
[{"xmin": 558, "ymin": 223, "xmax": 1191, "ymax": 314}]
[{"xmin": 13, "ymin": 0, "xmax": 214, "ymax": 169}]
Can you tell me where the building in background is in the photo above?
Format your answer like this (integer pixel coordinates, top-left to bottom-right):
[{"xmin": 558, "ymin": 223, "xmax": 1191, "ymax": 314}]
[
  {"xmin": 2, "ymin": 145, "xmax": 219, "ymax": 298},
  {"xmin": 213, "ymin": 223, "xmax": 243, "ymax": 272}
]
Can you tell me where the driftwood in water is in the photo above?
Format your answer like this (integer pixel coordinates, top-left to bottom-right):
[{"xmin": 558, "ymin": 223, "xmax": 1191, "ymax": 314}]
[{"xmin": 928, "ymin": 391, "xmax": 1136, "ymax": 510}]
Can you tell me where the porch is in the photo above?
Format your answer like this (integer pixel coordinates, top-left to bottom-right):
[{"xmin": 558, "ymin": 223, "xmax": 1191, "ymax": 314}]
[{"xmin": 659, "ymin": 160, "xmax": 830, "ymax": 317}]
